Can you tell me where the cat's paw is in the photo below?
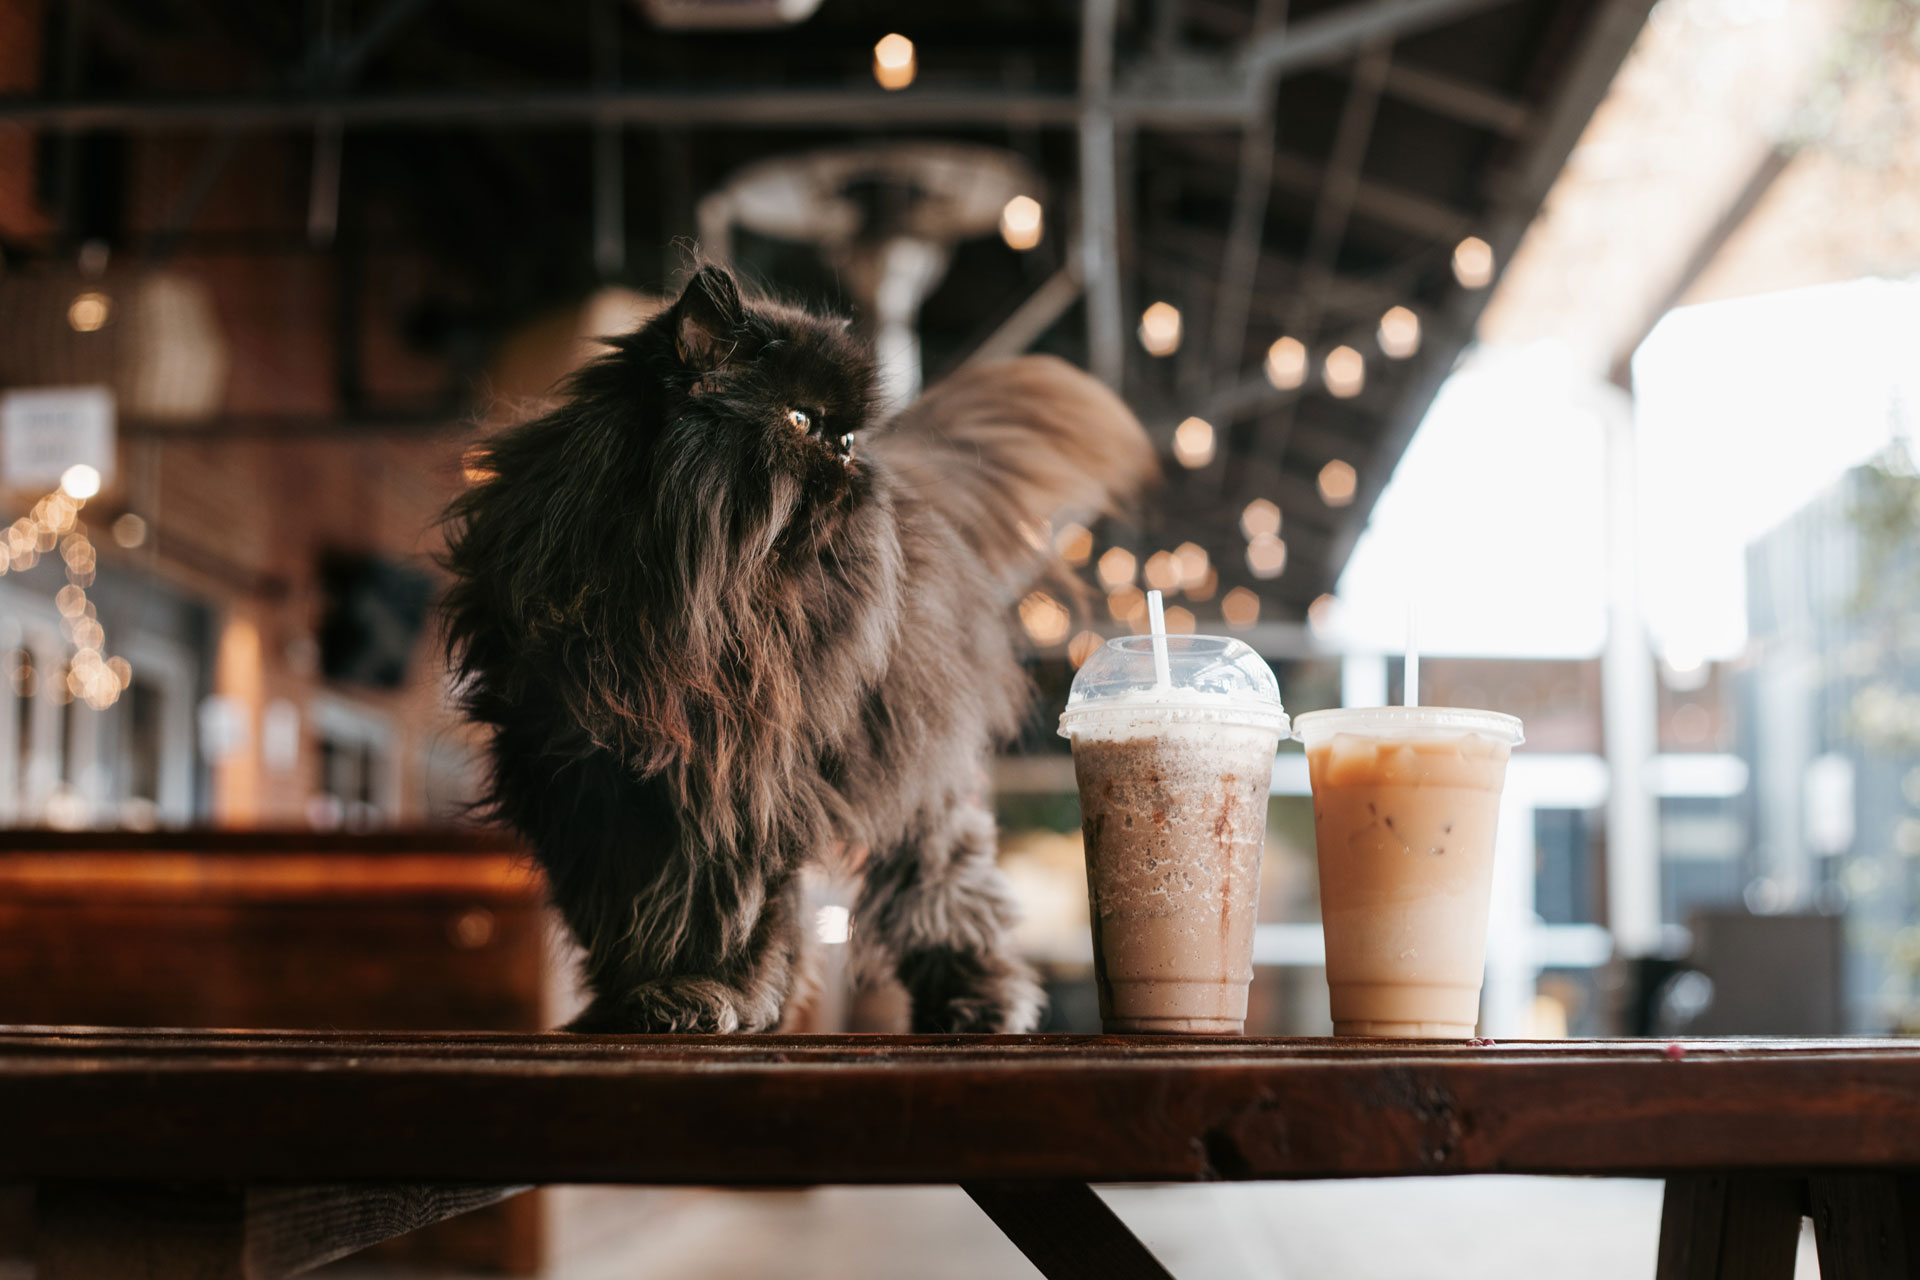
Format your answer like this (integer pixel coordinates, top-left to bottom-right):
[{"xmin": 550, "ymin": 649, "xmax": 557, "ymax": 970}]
[
  {"xmin": 900, "ymin": 947, "xmax": 1047, "ymax": 1033},
  {"xmin": 568, "ymin": 977, "xmax": 755, "ymax": 1034}
]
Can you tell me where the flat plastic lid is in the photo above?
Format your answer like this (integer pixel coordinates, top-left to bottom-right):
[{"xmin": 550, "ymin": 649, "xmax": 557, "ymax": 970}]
[
  {"xmin": 1291, "ymin": 706, "xmax": 1524, "ymax": 747},
  {"xmin": 1058, "ymin": 634, "xmax": 1288, "ymax": 737}
]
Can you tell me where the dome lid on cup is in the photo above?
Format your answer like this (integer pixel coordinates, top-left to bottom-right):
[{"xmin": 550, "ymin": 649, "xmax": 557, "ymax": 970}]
[{"xmin": 1058, "ymin": 634, "xmax": 1288, "ymax": 738}]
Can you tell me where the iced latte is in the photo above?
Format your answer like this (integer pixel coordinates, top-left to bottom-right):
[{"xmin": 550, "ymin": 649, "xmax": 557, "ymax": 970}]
[
  {"xmin": 1295, "ymin": 707, "xmax": 1523, "ymax": 1038},
  {"xmin": 1060, "ymin": 636, "xmax": 1289, "ymax": 1034}
]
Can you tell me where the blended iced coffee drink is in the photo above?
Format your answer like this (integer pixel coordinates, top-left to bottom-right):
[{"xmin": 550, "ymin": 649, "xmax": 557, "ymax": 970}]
[
  {"xmin": 1294, "ymin": 707, "xmax": 1524, "ymax": 1038},
  {"xmin": 1060, "ymin": 636, "xmax": 1289, "ymax": 1034}
]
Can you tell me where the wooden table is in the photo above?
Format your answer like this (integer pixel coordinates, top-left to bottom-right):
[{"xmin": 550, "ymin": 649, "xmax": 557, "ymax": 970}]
[{"xmin": 6, "ymin": 1029, "xmax": 1920, "ymax": 1279}]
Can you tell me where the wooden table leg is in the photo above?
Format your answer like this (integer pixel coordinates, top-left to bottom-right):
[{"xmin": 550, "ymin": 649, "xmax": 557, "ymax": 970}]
[
  {"xmin": 962, "ymin": 1181, "xmax": 1176, "ymax": 1280},
  {"xmin": 1654, "ymin": 1174, "xmax": 1803, "ymax": 1280},
  {"xmin": 36, "ymin": 1182, "xmax": 246, "ymax": 1280},
  {"xmin": 1808, "ymin": 1174, "xmax": 1920, "ymax": 1279},
  {"xmin": 34, "ymin": 1181, "xmax": 530, "ymax": 1280}
]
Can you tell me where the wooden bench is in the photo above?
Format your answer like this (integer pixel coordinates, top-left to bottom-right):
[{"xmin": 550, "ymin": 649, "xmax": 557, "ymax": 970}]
[{"xmin": 6, "ymin": 1029, "xmax": 1920, "ymax": 1278}]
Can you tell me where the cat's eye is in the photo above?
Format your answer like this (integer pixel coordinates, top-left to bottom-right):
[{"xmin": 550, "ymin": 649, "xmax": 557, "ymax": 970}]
[{"xmin": 786, "ymin": 408, "xmax": 812, "ymax": 434}]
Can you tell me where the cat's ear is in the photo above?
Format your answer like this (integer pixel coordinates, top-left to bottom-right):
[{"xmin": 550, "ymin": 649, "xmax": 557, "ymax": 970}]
[{"xmin": 671, "ymin": 265, "xmax": 746, "ymax": 372}]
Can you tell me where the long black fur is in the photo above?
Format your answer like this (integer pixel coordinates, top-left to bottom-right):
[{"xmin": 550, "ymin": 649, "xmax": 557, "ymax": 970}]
[{"xmin": 443, "ymin": 264, "xmax": 1152, "ymax": 1033}]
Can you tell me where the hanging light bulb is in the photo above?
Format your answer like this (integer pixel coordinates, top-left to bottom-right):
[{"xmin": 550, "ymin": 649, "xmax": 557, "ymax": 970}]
[
  {"xmin": 1000, "ymin": 195, "xmax": 1043, "ymax": 251},
  {"xmin": 873, "ymin": 34, "xmax": 917, "ymax": 90}
]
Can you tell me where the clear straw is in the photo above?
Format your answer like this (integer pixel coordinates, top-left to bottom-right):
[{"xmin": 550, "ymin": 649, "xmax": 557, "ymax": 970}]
[
  {"xmin": 1404, "ymin": 598, "xmax": 1420, "ymax": 708},
  {"xmin": 1146, "ymin": 589, "xmax": 1173, "ymax": 690}
]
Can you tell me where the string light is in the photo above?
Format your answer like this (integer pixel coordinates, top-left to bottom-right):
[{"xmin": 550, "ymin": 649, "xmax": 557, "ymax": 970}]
[
  {"xmin": 873, "ymin": 34, "xmax": 917, "ymax": 90},
  {"xmin": 1164, "ymin": 605, "xmax": 1195, "ymax": 634},
  {"xmin": 1378, "ymin": 306, "xmax": 1420, "ymax": 358},
  {"xmin": 1265, "ymin": 336, "xmax": 1307, "ymax": 390},
  {"xmin": 1137, "ymin": 302, "xmax": 1182, "ymax": 357},
  {"xmin": 1000, "ymin": 195, "xmax": 1043, "ymax": 251},
  {"xmin": 1221, "ymin": 587, "xmax": 1261, "ymax": 629},
  {"xmin": 1143, "ymin": 550, "xmax": 1181, "ymax": 592},
  {"xmin": 1068, "ymin": 630, "xmax": 1104, "ymax": 668},
  {"xmin": 110, "ymin": 513, "xmax": 147, "ymax": 548},
  {"xmin": 1185, "ymin": 565, "xmax": 1218, "ymax": 602},
  {"xmin": 1108, "ymin": 585, "xmax": 1147, "ymax": 627},
  {"xmin": 1308, "ymin": 593, "xmax": 1340, "ymax": 633},
  {"xmin": 1453, "ymin": 236, "xmax": 1494, "ymax": 289},
  {"xmin": 0, "ymin": 476, "xmax": 134, "ymax": 709},
  {"xmin": 1018, "ymin": 591, "xmax": 1071, "ymax": 645},
  {"xmin": 61, "ymin": 464, "xmax": 102, "ymax": 500},
  {"xmin": 1055, "ymin": 522, "xmax": 1093, "ymax": 567},
  {"xmin": 1096, "ymin": 546, "xmax": 1137, "ymax": 590},
  {"xmin": 67, "ymin": 292, "xmax": 110, "ymax": 333},
  {"xmin": 1172, "ymin": 542, "xmax": 1210, "ymax": 590},
  {"xmin": 1318, "ymin": 459, "xmax": 1357, "ymax": 507},
  {"xmin": 1240, "ymin": 498, "xmax": 1281, "ymax": 540},
  {"xmin": 1172, "ymin": 416, "xmax": 1214, "ymax": 468},
  {"xmin": 1324, "ymin": 345, "xmax": 1365, "ymax": 398},
  {"xmin": 1246, "ymin": 532, "xmax": 1288, "ymax": 579}
]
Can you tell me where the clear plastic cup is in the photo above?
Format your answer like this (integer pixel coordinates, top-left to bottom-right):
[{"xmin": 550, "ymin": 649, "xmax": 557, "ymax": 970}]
[
  {"xmin": 1059, "ymin": 636, "xmax": 1289, "ymax": 1034},
  {"xmin": 1293, "ymin": 706, "xmax": 1525, "ymax": 1038}
]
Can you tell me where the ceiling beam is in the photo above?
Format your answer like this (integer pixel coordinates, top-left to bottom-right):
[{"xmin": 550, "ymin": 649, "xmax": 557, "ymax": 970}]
[
  {"xmin": 1242, "ymin": 0, "xmax": 1526, "ymax": 79},
  {"xmin": 1381, "ymin": 62, "xmax": 1530, "ymax": 135},
  {"xmin": 0, "ymin": 0, "xmax": 1534, "ymax": 135},
  {"xmin": 1206, "ymin": 0, "xmax": 1289, "ymax": 388},
  {"xmin": 1323, "ymin": 0, "xmax": 1659, "ymax": 580}
]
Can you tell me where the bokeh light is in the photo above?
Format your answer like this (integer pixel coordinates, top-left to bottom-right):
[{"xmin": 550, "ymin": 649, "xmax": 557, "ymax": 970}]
[
  {"xmin": 1143, "ymin": 550, "xmax": 1180, "ymax": 592},
  {"xmin": 1068, "ymin": 630, "xmax": 1104, "ymax": 668},
  {"xmin": 60, "ymin": 464, "xmax": 102, "ymax": 500},
  {"xmin": 1221, "ymin": 587, "xmax": 1261, "ymax": 630},
  {"xmin": 1246, "ymin": 532, "xmax": 1287, "ymax": 579},
  {"xmin": 1240, "ymin": 497, "xmax": 1281, "ymax": 539},
  {"xmin": 1265, "ymin": 336, "xmax": 1307, "ymax": 390},
  {"xmin": 1000, "ymin": 195, "xmax": 1043, "ymax": 251},
  {"xmin": 1378, "ymin": 306, "xmax": 1421, "ymax": 358},
  {"xmin": 1172, "ymin": 541, "xmax": 1210, "ymax": 589},
  {"xmin": 1453, "ymin": 235, "xmax": 1494, "ymax": 289},
  {"xmin": 1137, "ymin": 302, "xmax": 1182, "ymax": 357},
  {"xmin": 1318, "ymin": 459, "xmax": 1357, "ymax": 506},
  {"xmin": 1055, "ymin": 522, "xmax": 1093, "ymax": 566},
  {"xmin": 1324, "ymin": 345, "xmax": 1365, "ymax": 398},
  {"xmin": 873, "ymin": 34, "xmax": 917, "ymax": 90},
  {"xmin": 1097, "ymin": 546, "xmax": 1137, "ymax": 590},
  {"xmin": 1172, "ymin": 416, "xmax": 1214, "ymax": 468},
  {"xmin": 67, "ymin": 292, "xmax": 110, "ymax": 333},
  {"xmin": 1108, "ymin": 585, "xmax": 1147, "ymax": 626},
  {"xmin": 1018, "ymin": 591, "xmax": 1071, "ymax": 645}
]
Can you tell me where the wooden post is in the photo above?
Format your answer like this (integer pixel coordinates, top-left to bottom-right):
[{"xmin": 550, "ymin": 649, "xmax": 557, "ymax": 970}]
[{"xmin": 1655, "ymin": 1174, "xmax": 1803, "ymax": 1280}]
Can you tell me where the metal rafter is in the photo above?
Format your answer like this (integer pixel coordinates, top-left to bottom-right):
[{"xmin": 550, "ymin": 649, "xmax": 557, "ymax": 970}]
[
  {"xmin": 1078, "ymin": 0, "xmax": 1124, "ymax": 389},
  {"xmin": 1207, "ymin": 0, "xmax": 1289, "ymax": 389},
  {"xmin": 1323, "ymin": 0, "xmax": 1661, "ymax": 578},
  {"xmin": 1231, "ymin": 38, "xmax": 1393, "ymax": 490},
  {"xmin": 1241, "ymin": 0, "xmax": 1524, "ymax": 79}
]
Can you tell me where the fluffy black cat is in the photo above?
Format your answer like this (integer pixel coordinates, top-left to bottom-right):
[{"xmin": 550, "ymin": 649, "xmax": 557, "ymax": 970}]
[{"xmin": 443, "ymin": 264, "xmax": 1153, "ymax": 1033}]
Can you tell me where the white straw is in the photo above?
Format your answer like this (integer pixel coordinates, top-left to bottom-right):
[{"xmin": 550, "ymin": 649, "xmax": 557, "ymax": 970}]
[
  {"xmin": 1146, "ymin": 589, "xmax": 1173, "ymax": 690},
  {"xmin": 1404, "ymin": 598, "xmax": 1420, "ymax": 708}
]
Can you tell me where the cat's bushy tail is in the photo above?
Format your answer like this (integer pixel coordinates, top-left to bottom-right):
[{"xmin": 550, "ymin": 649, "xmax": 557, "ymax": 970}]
[{"xmin": 876, "ymin": 355, "xmax": 1158, "ymax": 599}]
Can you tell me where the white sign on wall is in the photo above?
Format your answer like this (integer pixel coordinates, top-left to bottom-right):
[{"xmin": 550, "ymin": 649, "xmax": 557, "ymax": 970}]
[{"xmin": 0, "ymin": 386, "xmax": 117, "ymax": 492}]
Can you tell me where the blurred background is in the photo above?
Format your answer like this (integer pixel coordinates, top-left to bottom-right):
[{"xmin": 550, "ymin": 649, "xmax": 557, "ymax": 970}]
[{"xmin": 1, "ymin": 0, "xmax": 1917, "ymax": 1274}]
